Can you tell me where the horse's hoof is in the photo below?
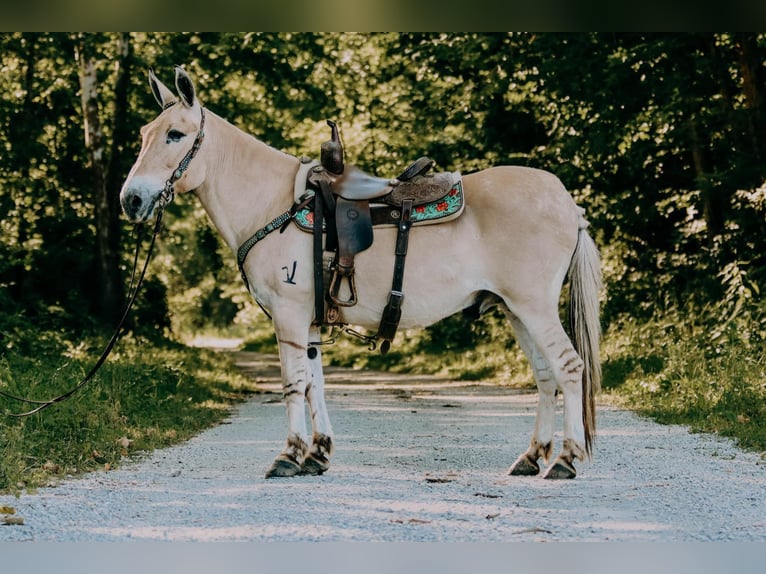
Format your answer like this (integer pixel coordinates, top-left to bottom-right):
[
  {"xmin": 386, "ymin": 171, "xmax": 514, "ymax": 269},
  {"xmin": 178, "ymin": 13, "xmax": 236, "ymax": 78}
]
[
  {"xmin": 265, "ymin": 458, "xmax": 302, "ymax": 479},
  {"xmin": 508, "ymin": 454, "xmax": 540, "ymax": 476},
  {"xmin": 300, "ymin": 454, "xmax": 329, "ymax": 476},
  {"xmin": 543, "ymin": 459, "xmax": 576, "ymax": 479}
]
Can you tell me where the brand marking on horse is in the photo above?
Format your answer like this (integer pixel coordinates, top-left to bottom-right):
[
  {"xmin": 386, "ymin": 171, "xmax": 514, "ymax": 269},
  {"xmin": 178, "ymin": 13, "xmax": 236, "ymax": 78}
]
[{"xmin": 282, "ymin": 261, "xmax": 297, "ymax": 284}]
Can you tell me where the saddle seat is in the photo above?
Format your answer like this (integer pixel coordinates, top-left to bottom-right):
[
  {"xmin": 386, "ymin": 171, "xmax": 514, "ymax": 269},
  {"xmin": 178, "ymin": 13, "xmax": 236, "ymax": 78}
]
[{"xmin": 314, "ymin": 157, "xmax": 456, "ymax": 207}]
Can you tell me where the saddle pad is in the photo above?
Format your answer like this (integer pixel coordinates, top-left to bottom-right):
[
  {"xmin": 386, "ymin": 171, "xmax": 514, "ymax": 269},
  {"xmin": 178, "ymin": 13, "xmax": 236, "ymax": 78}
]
[{"xmin": 294, "ymin": 180, "xmax": 464, "ymax": 232}]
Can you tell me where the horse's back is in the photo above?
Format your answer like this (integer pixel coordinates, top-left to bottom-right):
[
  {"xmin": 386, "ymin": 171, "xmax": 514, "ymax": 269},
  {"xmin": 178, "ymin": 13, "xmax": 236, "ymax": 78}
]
[{"xmin": 462, "ymin": 165, "xmax": 581, "ymax": 250}]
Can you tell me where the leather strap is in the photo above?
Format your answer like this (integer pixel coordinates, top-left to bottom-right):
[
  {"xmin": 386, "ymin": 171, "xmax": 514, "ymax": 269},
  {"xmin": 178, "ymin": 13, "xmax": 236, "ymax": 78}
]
[
  {"xmin": 313, "ymin": 182, "xmax": 326, "ymax": 325},
  {"xmin": 158, "ymin": 107, "xmax": 206, "ymax": 208},
  {"xmin": 377, "ymin": 198, "xmax": 413, "ymax": 354}
]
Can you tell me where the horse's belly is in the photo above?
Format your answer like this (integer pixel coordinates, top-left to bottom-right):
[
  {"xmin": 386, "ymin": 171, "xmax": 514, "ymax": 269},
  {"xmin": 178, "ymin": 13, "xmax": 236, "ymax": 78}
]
[{"xmin": 340, "ymin": 219, "xmax": 485, "ymax": 331}]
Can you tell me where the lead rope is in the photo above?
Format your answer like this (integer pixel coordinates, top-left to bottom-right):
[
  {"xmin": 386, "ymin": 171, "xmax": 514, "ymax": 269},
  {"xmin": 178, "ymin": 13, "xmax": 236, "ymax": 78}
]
[
  {"xmin": 0, "ymin": 207, "xmax": 167, "ymax": 417},
  {"xmin": 0, "ymin": 106, "xmax": 205, "ymax": 417}
]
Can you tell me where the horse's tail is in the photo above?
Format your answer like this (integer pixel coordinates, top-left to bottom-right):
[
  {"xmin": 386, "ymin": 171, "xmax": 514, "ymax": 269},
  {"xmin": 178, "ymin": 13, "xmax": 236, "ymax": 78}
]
[{"xmin": 567, "ymin": 219, "xmax": 602, "ymax": 458}]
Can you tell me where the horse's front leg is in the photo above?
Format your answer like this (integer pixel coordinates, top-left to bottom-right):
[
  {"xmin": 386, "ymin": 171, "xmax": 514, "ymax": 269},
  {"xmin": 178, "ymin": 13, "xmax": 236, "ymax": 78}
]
[
  {"xmin": 301, "ymin": 326, "xmax": 334, "ymax": 476},
  {"xmin": 265, "ymin": 321, "xmax": 313, "ymax": 478}
]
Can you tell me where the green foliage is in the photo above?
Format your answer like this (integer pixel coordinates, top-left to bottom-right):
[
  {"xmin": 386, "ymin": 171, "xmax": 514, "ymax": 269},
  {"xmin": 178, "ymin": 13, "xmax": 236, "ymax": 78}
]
[
  {"xmin": 603, "ymin": 309, "xmax": 766, "ymax": 452},
  {"xmin": 4, "ymin": 32, "xmax": 766, "ymax": 341}
]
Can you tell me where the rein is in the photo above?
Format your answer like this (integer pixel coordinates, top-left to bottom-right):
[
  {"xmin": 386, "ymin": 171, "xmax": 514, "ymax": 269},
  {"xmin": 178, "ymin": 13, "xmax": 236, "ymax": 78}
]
[{"xmin": 0, "ymin": 106, "xmax": 206, "ymax": 418}]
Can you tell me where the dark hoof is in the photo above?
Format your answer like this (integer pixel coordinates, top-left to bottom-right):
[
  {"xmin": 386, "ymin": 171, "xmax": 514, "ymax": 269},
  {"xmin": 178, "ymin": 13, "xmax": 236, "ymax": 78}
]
[
  {"xmin": 265, "ymin": 458, "xmax": 302, "ymax": 478},
  {"xmin": 508, "ymin": 455, "xmax": 540, "ymax": 476},
  {"xmin": 300, "ymin": 454, "xmax": 329, "ymax": 476},
  {"xmin": 543, "ymin": 460, "xmax": 576, "ymax": 479}
]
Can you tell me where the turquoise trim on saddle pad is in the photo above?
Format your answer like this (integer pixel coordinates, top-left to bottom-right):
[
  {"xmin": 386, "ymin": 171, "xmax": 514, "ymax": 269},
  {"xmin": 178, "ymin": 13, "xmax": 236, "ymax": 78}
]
[
  {"xmin": 294, "ymin": 180, "xmax": 464, "ymax": 232},
  {"xmin": 292, "ymin": 191, "xmax": 321, "ymax": 231}
]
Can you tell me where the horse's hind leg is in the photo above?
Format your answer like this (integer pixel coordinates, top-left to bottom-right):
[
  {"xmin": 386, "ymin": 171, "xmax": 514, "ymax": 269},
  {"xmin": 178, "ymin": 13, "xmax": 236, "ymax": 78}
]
[
  {"xmin": 507, "ymin": 309, "xmax": 587, "ymax": 479},
  {"xmin": 505, "ymin": 311, "xmax": 556, "ymax": 476},
  {"xmin": 301, "ymin": 326, "xmax": 334, "ymax": 476}
]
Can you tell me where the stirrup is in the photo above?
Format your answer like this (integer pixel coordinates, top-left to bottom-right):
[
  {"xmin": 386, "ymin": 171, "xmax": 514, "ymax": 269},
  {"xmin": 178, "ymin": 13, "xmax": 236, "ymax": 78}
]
[{"xmin": 328, "ymin": 269, "xmax": 358, "ymax": 307}]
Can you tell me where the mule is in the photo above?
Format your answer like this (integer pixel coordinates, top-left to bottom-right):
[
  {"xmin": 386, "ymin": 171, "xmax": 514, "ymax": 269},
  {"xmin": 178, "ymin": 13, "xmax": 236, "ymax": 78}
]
[{"xmin": 120, "ymin": 66, "xmax": 602, "ymax": 480}]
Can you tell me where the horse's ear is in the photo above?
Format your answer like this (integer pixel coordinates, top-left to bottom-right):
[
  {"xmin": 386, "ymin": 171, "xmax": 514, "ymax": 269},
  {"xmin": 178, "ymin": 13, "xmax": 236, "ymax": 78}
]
[
  {"xmin": 148, "ymin": 68, "xmax": 175, "ymax": 109},
  {"xmin": 174, "ymin": 66, "xmax": 196, "ymax": 108}
]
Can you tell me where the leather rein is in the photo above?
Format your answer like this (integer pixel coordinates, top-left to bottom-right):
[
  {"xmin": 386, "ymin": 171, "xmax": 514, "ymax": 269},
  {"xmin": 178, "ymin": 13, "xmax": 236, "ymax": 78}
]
[{"xmin": 0, "ymin": 105, "xmax": 205, "ymax": 417}]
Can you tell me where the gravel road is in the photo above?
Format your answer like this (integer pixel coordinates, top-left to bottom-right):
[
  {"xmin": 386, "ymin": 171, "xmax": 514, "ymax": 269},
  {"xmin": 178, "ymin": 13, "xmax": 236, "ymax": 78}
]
[{"xmin": 2, "ymin": 350, "xmax": 765, "ymax": 542}]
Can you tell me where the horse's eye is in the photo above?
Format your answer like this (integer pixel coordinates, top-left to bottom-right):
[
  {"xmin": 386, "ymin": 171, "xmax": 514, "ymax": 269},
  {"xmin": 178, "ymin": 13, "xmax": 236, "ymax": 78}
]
[{"xmin": 166, "ymin": 129, "xmax": 185, "ymax": 143}]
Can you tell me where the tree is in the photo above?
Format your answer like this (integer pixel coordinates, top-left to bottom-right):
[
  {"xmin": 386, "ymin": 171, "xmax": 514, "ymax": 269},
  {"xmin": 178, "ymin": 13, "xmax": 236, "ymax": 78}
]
[
  {"xmin": 2, "ymin": 33, "xmax": 765, "ymax": 339},
  {"xmin": 74, "ymin": 33, "xmax": 133, "ymax": 323}
]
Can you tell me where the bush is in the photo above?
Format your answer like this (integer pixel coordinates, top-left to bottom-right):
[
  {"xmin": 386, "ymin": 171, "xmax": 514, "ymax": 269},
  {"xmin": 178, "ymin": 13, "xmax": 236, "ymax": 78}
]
[{"xmin": 603, "ymin": 309, "xmax": 766, "ymax": 452}]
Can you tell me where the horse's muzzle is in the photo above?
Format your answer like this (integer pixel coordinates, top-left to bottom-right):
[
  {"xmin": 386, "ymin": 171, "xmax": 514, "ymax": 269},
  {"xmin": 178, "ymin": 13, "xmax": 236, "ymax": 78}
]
[{"xmin": 120, "ymin": 184, "xmax": 159, "ymax": 223}]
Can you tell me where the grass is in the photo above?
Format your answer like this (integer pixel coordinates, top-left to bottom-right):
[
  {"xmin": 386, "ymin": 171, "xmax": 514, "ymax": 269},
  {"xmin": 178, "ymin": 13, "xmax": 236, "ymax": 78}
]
[
  {"xmin": 600, "ymin": 314, "xmax": 766, "ymax": 452},
  {"xmin": 0, "ymin": 328, "xmax": 255, "ymax": 494}
]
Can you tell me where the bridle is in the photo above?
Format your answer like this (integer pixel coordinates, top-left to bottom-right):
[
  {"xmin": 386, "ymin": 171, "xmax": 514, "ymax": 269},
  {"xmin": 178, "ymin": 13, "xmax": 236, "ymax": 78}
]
[
  {"xmin": 0, "ymin": 106, "xmax": 206, "ymax": 417},
  {"xmin": 156, "ymin": 104, "xmax": 206, "ymax": 210}
]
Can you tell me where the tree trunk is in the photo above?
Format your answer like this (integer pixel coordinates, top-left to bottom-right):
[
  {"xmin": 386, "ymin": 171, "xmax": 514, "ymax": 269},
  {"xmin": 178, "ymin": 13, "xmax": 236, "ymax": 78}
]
[
  {"xmin": 690, "ymin": 34, "xmax": 732, "ymax": 245},
  {"xmin": 688, "ymin": 117, "xmax": 722, "ymax": 245},
  {"xmin": 104, "ymin": 34, "xmax": 133, "ymax": 319},
  {"xmin": 735, "ymin": 33, "xmax": 765, "ymax": 163},
  {"xmin": 75, "ymin": 33, "xmax": 130, "ymax": 324}
]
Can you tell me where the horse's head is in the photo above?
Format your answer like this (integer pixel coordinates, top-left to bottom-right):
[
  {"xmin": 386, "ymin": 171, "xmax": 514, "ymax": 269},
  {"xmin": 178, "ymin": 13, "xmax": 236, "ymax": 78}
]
[{"xmin": 120, "ymin": 67, "xmax": 206, "ymax": 222}]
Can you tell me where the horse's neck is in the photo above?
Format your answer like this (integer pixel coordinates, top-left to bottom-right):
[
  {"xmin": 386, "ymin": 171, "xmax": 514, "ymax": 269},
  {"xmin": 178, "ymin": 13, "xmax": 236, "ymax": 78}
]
[{"xmin": 195, "ymin": 111, "xmax": 299, "ymax": 252}]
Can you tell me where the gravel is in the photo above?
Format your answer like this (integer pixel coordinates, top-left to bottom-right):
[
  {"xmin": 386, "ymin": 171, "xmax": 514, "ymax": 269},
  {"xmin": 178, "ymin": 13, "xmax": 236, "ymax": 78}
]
[{"xmin": 2, "ymin": 351, "xmax": 765, "ymax": 542}]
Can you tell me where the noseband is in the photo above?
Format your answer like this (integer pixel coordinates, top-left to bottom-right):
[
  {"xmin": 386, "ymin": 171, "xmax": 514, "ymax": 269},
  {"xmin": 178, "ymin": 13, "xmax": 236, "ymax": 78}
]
[{"xmin": 158, "ymin": 105, "xmax": 206, "ymax": 208}]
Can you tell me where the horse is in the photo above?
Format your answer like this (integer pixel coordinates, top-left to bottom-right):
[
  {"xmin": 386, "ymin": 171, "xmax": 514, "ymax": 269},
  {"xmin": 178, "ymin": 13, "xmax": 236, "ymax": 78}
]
[{"xmin": 120, "ymin": 66, "xmax": 602, "ymax": 480}]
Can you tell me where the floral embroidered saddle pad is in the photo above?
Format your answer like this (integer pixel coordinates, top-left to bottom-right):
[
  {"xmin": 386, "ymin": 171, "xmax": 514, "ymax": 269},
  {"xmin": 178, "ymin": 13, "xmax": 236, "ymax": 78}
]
[{"xmin": 293, "ymin": 178, "xmax": 464, "ymax": 232}]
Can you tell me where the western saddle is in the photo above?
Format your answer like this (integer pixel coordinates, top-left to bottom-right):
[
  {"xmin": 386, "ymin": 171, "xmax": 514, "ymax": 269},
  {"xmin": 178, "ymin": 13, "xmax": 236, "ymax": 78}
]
[{"xmin": 305, "ymin": 121, "xmax": 458, "ymax": 354}]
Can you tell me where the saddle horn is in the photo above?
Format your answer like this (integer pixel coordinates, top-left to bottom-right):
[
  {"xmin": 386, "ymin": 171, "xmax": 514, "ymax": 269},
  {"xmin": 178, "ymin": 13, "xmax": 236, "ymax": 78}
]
[{"xmin": 321, "ymin": 120, "xmax": 344, "ymax": 175}]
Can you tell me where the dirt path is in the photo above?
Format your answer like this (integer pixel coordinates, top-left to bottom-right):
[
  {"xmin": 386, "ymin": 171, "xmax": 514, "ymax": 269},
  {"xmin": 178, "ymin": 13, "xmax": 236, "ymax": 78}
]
[{"xmin": 2, "ymin": 351, "xmax": 765, "ymax": 541}]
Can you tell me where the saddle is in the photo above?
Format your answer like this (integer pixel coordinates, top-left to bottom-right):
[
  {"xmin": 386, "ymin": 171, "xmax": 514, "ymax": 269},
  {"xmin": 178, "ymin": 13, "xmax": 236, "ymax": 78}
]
[{"xmin": 306, "ymin": 120, "xmax": 460, "ymax": 353}]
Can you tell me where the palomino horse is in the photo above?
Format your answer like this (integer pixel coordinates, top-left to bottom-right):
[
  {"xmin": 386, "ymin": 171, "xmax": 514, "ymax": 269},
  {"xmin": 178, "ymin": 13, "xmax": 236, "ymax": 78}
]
[{"xmin": 120, "ymin": 67, "xmax": 602, "ymax": 480}]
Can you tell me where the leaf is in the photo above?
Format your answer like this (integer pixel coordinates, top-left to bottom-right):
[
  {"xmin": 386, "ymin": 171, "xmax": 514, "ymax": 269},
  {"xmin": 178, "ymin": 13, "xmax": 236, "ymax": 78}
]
[
  {"xmin": 512, "ymin": 527, "xmax": 552, "ymax": 535},
  {"xmin": 0, "ymin": 506, "xmax": 16, "ymax": 515},
  {"xmin": 424, "ymin": 471, "xmax": 460, "ymax": 483},
  {"xmin": 2, "ymin": 516, "xmax": 24, "ymax": 526},
  {"xmin": 116, "ymin": 436, "xmax": 132, "ymax": 449},
  {"xmin": 391, "ymin": 518, "xmax": 432, "ymax": 525}
]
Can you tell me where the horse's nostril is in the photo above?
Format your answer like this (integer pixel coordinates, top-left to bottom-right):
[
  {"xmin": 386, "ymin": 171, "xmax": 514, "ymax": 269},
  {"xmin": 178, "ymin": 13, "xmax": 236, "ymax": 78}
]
[{"xmin": 130, "ymin": 195, "xmax": 142, "ymax": 209}]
